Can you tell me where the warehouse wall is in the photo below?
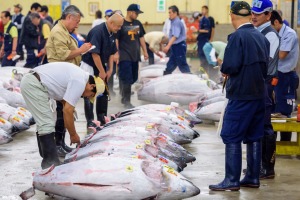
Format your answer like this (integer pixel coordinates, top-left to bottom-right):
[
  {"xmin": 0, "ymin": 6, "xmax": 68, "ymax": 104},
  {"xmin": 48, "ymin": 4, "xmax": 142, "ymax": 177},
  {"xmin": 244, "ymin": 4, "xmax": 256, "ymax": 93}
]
[{"xmin": 1, "ymin": 0, "xmax": 254, "ymax": 24}]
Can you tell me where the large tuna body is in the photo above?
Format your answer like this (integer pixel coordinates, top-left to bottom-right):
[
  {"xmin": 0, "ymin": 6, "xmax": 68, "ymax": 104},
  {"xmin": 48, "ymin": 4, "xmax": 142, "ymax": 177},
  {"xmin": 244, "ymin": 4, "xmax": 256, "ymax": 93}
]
[
  {"xmin": 33, "ymin": 157, "xmax": 200, "ymax": 200},
  {"xmin": 137, "ymin": 74, "xmax": 212, "ymax": 105}
]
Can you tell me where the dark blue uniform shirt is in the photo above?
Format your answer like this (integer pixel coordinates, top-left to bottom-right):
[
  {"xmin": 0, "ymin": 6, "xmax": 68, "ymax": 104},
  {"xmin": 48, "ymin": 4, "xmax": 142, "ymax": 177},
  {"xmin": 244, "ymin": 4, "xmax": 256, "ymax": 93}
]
[
  {"xmin": 221, "ymin": 24, "xmax": 270, "ymax": 100},
  {"xmin": 82, "ymin": 23, "xmax": 117, "ymax": 75}
]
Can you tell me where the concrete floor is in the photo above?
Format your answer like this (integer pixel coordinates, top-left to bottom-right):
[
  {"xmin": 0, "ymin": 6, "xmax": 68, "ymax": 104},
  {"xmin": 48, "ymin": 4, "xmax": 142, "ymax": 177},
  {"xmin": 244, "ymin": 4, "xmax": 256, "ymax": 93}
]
[{"xmin": 1, "ymin": 60, "xmax": 300, "ymax": 200}]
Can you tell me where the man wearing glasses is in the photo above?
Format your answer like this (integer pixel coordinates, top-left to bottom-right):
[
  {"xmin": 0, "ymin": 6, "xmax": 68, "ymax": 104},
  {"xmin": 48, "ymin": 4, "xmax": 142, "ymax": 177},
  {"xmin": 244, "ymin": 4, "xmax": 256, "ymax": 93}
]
[{"xmin": 116, "ymin": 4, "xmax": 148, "ymax": 109}]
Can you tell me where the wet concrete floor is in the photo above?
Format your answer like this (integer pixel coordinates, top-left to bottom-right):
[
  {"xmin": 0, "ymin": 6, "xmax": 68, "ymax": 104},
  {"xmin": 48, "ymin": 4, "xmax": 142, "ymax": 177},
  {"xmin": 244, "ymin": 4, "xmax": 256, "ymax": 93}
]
[{"xmin": 1, "ymin": 59, "xmax": 300, "ymax": 199}]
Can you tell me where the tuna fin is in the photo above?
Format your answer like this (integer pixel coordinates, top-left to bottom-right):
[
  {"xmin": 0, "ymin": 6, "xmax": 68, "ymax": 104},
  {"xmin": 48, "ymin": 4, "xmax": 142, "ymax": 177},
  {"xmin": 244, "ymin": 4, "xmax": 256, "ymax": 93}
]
[
  {"xmin": 141, "ymin": 194, "xmax": 158, "ymax": 200},
  {"xmin": 39, "ymin": 165, "xmax": 55, "ymax": 175},
  {"xmin": 19, "ymin": 187, "xmax": 35, "ymax": 200}
]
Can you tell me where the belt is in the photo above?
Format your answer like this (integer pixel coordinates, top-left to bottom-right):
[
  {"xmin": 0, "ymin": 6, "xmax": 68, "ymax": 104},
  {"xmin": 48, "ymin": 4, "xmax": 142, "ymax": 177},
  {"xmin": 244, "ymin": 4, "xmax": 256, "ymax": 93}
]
[{"xmin": 32, "ymin": 72, "xmax": 41, "ymax": 82}]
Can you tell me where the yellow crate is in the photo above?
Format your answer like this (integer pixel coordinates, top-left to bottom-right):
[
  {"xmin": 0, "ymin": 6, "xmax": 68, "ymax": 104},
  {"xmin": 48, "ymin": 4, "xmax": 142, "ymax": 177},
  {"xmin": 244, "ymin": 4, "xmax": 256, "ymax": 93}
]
[{"xmin": 272, "ymin": 120, "xmax": 300, "ymax": 155}]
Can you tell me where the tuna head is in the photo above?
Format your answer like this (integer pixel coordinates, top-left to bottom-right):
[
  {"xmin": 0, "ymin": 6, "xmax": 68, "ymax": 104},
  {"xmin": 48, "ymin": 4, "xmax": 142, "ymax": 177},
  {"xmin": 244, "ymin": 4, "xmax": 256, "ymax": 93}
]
[{"xmin": 158, "ymin": 165, "xmax": 200, "ymax": 200}]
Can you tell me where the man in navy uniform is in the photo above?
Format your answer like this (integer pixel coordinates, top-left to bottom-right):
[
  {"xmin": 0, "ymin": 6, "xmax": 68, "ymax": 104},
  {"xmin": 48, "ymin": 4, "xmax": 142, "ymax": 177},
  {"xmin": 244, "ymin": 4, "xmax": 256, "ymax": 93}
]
[{"xmin": 209, "ymin": 1, "xmax": 270, "ymax": 191}]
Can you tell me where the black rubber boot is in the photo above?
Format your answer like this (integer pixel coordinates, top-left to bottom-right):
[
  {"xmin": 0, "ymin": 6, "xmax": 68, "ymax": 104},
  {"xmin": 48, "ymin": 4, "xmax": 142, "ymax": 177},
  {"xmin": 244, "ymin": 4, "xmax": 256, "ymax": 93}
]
[
  {"xmin": 36, "ymin": 132, "xmax": 43, "ymax": 157},
  {"xmin": 61, "ymin": 131, "xmax": 74, "ymax": 153},
  {"xmin": 280, "ymin": 132, "xmax": 292, "ymax": 141},
  {"xmin": 84, "ymin": 97, "xmax": 94, "ymax": 128},
  {"xmin": 119, "ymin": 79, "xmax": 123, "ymax": 96},
  {"xmin": 96, "ymin": 95, "xmax": 108, "ymax": 126},
  {"xmin": 38, "ymin": 133, "xmax": 60, "ymax": 169},
  {"xmin": 209, "ymin": 143, "xmax": 241, "ymax": 191},
  {"xmin": 260, "ymin": 134, "xmax": 276, "ymax": 179},
  {"xmin": 122, "ymin": 84, "xmax": 134, "ymax": 109},
  {"xmin": 240, "ymin": 141, "xmax": 261, "ymax": 188},
  {"xmin": 107, "ymin": 75, "xmax": 116, "ymax": 96}
]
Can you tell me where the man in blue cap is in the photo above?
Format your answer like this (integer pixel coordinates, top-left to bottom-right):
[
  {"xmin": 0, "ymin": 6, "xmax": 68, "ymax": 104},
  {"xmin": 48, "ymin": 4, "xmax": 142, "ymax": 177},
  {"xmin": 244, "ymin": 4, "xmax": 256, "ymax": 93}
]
[
  {"xmin": 251, "ymin": 0, "xmax": 279, "ymax": 180},
  {"xmin": 209, "ymin": 1, "xmax": 270, "ymax": 191}
]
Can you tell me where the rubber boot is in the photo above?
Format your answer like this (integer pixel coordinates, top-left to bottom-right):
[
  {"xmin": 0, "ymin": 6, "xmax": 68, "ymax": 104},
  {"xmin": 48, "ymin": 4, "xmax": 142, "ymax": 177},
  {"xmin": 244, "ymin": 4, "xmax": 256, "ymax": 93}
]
[
  {"xmin": 84, "ymin": 97, "xmax": 94, "ymax": 128},
  {"xmin": 240, "ymin": 141, "xmax": 261, "ymax": 188},
  {"xmin": 209, "ymin": 143, "xmax": 241, "ymax": 191},
  {"xmin": 280, "ymin": 132, "xmax": 292, "ymax": 141},
  {"xmin": 260, "ymin": 134, "xmax": 276, "ymax": 179},
  {"xmin": 36, "ymin": 132, "xmax": 43, "ymax": 157},
  {"xmin": 55, "ymin": 101, "xmax": 72, "ymax": 156},
  {"xmin": 61, "ymin": 131, "xmax": 74, "ymax": 153},
  {"xmin": 122, "ymin": 84, "xmax": 134, "ymax": 109},
  {"xmin": 96, "ymin": 94, "xmax": 108, "ymax": 126},
  {"xmin": 38, "ymin": 133, "xmax": 60, "ymax": 169},
  {"xmin": 119, "ymin": 79, "xmax": 123, "ymax": 96},
  {"xmin": 107, "ymin": 75, "xmax": 116, "ymax": 96}
]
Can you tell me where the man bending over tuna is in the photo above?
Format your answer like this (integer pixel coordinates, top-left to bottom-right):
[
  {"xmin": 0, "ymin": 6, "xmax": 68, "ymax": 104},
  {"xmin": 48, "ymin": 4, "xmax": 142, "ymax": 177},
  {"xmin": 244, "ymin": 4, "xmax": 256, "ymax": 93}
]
[{"xmin": 20, "ymin": 62, "xmax": 103, "ymax": 169}]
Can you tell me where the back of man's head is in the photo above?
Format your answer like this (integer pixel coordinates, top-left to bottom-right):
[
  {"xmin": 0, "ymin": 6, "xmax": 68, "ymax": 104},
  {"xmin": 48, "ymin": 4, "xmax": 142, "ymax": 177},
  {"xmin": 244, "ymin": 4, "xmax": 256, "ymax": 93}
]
[
  {"xmin": 230, "ymin": 1, "xmax": 251, "ymax": 17},
  {"xmin": 270, "ymin": 10, "xmax": 283, "ymax": 25},
  {"xmin": 31, "ymin": 2, "xmax": 41, "ymax": 11},
  {"xmin": 61, "ymin": 5, "xmax": 83, "ymax": 19},
  {"xmin": 41, "ymin": 5, "xmax": 49, "ymax": 13},
  {"xmin": 1, "ymin": 11, "xmax": 11, "ymax": 19},
  {"xmin": 29, "ymin": 12, "xmax": 40, "ymax": 20}
]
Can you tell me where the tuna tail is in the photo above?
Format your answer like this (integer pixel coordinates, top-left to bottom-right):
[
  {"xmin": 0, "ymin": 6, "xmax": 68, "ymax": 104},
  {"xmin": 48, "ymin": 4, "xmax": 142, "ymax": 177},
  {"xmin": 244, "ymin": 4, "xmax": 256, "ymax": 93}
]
[
  {"xmin": 19, "ymin": 187, "xmax": 35, "ymax": 200},
  {"xmin": 193, "ymin": 130, "xmax": 200, "ymax": 139}
]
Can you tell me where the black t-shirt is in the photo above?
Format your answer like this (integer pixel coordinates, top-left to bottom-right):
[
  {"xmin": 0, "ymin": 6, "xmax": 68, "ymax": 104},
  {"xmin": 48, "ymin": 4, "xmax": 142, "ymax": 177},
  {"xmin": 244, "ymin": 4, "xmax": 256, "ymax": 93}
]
[
  {"xmin": 116, "ymin": 19, "xmax": 145, "ymax": 62},
  {"xmin": 208, "ymin": 16, "xmax": 215, "ymax": 39},
  {"xmin": 82, "ymin": 23, "xmax": 117, "ymax": 75}
]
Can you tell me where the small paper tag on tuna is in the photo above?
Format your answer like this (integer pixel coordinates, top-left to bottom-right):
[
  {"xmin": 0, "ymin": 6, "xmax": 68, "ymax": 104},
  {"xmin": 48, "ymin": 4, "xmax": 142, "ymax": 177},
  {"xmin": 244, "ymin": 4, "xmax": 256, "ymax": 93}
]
[
  {"xmin": 164, "ymin": 165, "xmax": 177, "ymax": 176},
  {"xmin": 165, "ymin": 106, "xmax": 171, "ymax": 111},
  {"xmin": 0, "ymin": 118, "xmax": 6, "ymax": 123},
  {"xmin": 158, "ymin": 156, "xmax": 168, "ymax": 164},
  {"xmin": 12, "ymin": 116, "xmax": 20, "ymax": 122},
  {"xmin": 177, "ymin": 115, "xmax": 184, "ymax": 121},
  {"xmin": 146, "ymin": 123, "xmax": 155, "ymax": 130},
  {"xmin": 126, "ymin": 165, "xmax": 134, "ymax": 172},
  {"xmin": 136, "ymin": 144, "xmax": 143, "ymax": 149},
  {"xmin": 144, "ymin": 139, "xmax": 151, "ymax": 145}
]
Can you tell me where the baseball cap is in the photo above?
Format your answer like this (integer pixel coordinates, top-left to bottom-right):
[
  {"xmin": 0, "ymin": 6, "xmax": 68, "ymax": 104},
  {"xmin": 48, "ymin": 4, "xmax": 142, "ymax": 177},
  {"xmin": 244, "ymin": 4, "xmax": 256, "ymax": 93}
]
[
  {"xmin": 90, "ymin": 76, "xmax": 105, "ymax": 104},
  {"xmin": 127, "ymin": 4, "xmax": 143, "ymax": 14},
  {"xmin": 14, "ymin": 4, "xmax": 23, "ymax": 11},
  {"xmin": 230, "ymin": 1, "xmax": 251, "ymax": 16},
  {"xmin": 192, "ymin": 12, "xmax": 202, "ymax": 19},
  {"xmin": 251, "ymin": 0, "xmax": 273, "ymax": 14},
  {"xmin": 105, "ymin": 9, "xmax": 113, "ymax": 17}
]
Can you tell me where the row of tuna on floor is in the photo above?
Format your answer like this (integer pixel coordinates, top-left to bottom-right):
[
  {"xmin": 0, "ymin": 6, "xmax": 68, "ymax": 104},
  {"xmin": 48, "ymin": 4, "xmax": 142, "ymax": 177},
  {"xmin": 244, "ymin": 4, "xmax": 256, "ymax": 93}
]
[{"xmin": 21, "ymin": 103, "xmax": 202, "ymax": 200}]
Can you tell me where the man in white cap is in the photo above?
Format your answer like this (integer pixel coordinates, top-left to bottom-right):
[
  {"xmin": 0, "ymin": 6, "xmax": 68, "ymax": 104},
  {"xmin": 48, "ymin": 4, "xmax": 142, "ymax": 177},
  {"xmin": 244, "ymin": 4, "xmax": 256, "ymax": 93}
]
[{"xmin": 20, "ymin": 62, "xmax": 103, "ymax": 169}]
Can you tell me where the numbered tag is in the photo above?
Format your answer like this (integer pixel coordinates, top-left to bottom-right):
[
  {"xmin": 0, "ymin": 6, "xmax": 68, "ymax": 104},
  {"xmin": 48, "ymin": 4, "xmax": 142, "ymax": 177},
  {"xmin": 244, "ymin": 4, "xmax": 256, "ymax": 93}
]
[
  {"xmin": 136, "ymin": 144, "xmax": 143, "ymax": 149},
  {"xmin": 0, "ymin": 118, "xmax": 6, "ymax": 123},
  {"xmin": 177, "ymin": 115, "xmax": 184, "ymax": 121},
  {"xmin": 146, "ymin": 123, "xmax": 155, "ymax": 130},
  {"xmin": 163, "ymin": 165, "xmax": 177, "ymax": 176},
  {"xmin": 17, "ymin": 112, "xmax": 25, "ymax": 117},
  {"xmin": 126, "ymin": 165, "xmax": 134, "ymax": 172},
  {"xmin": 165, "ymin": 106, "xmax": 171, "ymax": 111},
  {"xmin": 158, "ymin": 156, "xmax": 168, "ymax": 164},
  {"xmin": 12, "ymin": 116, "xmax": 20, "ymax": 122},
  {"xmin": 144, "ymin": 139, "xmax": 151, "ymax": 145}
]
